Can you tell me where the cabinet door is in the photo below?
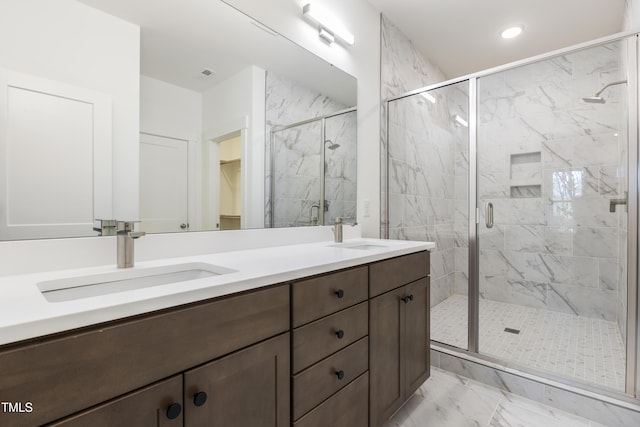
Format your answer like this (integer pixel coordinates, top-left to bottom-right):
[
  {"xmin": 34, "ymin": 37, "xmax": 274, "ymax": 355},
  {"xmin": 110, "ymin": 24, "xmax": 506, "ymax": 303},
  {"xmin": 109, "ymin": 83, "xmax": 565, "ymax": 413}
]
[
  {"xmin": 404, "ymin": 277, "xmax": 430, "ymax": 396},
  {"xmin": 49, "ymin": 376, "xmax": 183, "ymax": 427},
  {"xmin": 183, "ymin": 333, "xmax": 289, "ymax": 427},
  {"xmin": 369, "ymin": 287, "xmax": 405, "ymax": 427}
]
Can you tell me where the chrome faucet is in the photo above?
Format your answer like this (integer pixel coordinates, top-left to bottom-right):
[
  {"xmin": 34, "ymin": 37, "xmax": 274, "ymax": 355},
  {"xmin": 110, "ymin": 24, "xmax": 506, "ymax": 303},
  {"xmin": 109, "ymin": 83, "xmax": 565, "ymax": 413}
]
[
  {"xmin": 116, "ymin": 221, "xmax": 145, "ymax": 268},
  {"xmin": 332, "ymin": 217, "xmax": 357, "ymax": 243}
]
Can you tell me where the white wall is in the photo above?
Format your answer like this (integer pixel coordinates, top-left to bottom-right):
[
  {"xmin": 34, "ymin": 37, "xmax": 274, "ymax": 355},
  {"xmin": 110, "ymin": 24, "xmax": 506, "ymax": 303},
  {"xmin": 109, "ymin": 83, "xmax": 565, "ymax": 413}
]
[
  {"xmin": 222, "ymin": 0, "xmax": 382, "ymax": 237},
  {"xmin": 0, "ymin": 0, "xmax": 140, "ymax": 220},
  {"xmin": 140, "ymin": 75, "xmax": 202, "ymax": 142},
  {"xmin": 0, "ymin": 0, "xmax": 140, "ymax": 219},
  {"xmin": 202, "ymin": 65, "xmax": 266, "ymax": 229}
]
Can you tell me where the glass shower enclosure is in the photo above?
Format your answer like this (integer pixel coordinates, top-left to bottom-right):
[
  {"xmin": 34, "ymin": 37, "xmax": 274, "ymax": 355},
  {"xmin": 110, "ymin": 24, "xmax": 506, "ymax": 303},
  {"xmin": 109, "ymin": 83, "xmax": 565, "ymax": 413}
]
[
  {"xmin": 270, "ymin": 108, "xmax": 357, "ymax": 227},
  {"xmin": 385, "ymin": 34, "xmax": 638, "ymax": 397}
]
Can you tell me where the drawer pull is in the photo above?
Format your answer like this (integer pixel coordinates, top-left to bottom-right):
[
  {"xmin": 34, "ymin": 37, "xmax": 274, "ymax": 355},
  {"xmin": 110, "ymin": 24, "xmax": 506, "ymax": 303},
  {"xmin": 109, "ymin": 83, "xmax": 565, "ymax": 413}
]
[
  {"xmin": 335, "ymin": 289, "xmax": 345, "ymax": 298},
  {"xmin": 335, "ymin": 370, "xmax": 345, "ymax": 380},
  {"xmin": 166, "ymin": 403, "xmax": 182, "ymax": 420},
  {"xmin": 193, "ymin": 391, "xmax": 208, "ymax": 407},
  {"xmin": 335, "ymin": 329, "xmax": 345, "ymax": 339},
  {"xmin": 401, "ymin": 294, "xmax": 414, "ymax": 303}
]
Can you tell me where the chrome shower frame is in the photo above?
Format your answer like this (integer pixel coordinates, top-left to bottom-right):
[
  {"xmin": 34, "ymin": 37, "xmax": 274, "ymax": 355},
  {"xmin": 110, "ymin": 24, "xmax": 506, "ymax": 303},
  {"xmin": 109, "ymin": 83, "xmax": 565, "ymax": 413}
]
[{"xmin": 383, "ymin": 30, "xmax": 640, "ymax": 400}]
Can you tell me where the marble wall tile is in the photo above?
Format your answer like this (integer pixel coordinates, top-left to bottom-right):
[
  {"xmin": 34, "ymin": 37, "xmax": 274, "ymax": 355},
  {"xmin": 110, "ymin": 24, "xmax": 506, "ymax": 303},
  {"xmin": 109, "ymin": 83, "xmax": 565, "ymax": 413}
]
[
  {"xmin": 431, "ymin": 248, "xmax": 456, "ymax": 281},
  {"xmin": 380, "ymin": 15, "xmax": 446, "ymax": 100},
  {"xmin": 547, "ymin": 283, "xmax": 617, "ymax": 320},
  {"xmin": 599, "ymin": 258, "xmax": 619, "ymax": 291},
  {"xmin": 573, "ymin": 227, "xmax": 617, "ymax": 258},
  {"xmin": 482, "ymin": 277, "xmax": 548, "ymax": 310},
  {"xmin": 504, "ymin": 225, "xmax": 573, "ymax": 255},
  {"xmin": 431, "ymin": 274, "xmax": 454, "ymax": 306},
  {"xmin": 505, "ymin": 253, "xmax": 597, "ymax": 289},
  {"xmin": 266, "ymin": 71, "xmax": 354, "ymax": 227},
  {"xmin": 454, "ymin": 271, "xmax": 469, "ymax": 295}
]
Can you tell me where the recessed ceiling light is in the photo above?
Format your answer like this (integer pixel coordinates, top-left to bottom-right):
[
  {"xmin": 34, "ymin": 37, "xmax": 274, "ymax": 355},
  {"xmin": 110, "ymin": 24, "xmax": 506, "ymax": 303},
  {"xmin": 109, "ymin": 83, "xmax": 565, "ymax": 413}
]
[{"xmin": 501, "ymin": 26, "xmax": 523, "ymax": 39}]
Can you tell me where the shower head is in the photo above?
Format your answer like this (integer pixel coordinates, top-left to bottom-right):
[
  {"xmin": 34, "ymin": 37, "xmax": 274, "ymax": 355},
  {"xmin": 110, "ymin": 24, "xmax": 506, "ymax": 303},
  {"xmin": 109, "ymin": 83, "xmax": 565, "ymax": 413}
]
[
  {"xmin": 582, "ymin": 96, "xmax": 606, "ymax": 104},
  {"xmin": 582, "ymin": 79, "xmax": 627, "ymax": 104},
  {"xmin": 325, "ymin": 140, "xmax": 340, "ymax": 150}
]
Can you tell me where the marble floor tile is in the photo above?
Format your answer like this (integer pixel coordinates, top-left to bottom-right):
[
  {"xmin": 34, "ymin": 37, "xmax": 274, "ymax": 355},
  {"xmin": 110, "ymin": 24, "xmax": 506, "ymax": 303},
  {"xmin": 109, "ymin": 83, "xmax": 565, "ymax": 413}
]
[
  {"xmin": 386, "ymin": 368, "xmax": 603, "ymax": 427},
  {"xmin": 431, "ymin": 295, "xmax": 625, "ymax": 392}
]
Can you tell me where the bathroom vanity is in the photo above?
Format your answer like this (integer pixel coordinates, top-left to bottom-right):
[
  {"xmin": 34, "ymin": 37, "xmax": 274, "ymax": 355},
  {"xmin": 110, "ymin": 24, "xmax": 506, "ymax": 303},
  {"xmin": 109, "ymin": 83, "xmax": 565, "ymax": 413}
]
[{"xmin": 0, "ymin": 239, "xmax": 432, "ymax": 426}]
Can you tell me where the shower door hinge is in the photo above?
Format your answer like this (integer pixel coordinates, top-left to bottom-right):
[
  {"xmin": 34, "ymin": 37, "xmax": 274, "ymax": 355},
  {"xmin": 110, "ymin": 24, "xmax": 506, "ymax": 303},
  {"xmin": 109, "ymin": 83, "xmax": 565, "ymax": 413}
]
[{"xmin": 476, "ymin": 208, "xmax": 480, "ymax": 224}]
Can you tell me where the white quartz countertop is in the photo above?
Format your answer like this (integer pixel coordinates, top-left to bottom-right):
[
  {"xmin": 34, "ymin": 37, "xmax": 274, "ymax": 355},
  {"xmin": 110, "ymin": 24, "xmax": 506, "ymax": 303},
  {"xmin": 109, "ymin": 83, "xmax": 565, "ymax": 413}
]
[{"xmin": 0, "ymin": 238, "xmax": 434, "ymax": 346}]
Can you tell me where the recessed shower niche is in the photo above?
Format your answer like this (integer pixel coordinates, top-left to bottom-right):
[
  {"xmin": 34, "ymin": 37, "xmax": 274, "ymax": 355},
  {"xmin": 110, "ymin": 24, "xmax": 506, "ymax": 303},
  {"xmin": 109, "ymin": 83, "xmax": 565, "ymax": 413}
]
[{"xmin": 509, "ymin": 151, "xmax": 541, "ymax": 198}]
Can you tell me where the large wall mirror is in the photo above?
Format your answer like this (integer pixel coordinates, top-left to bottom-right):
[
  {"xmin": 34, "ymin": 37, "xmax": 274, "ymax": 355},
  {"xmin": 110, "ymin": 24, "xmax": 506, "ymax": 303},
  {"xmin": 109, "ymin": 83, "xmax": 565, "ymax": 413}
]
[{"xmin": 0, "ymin": 0, "xmax": 357, "ymax": 240}]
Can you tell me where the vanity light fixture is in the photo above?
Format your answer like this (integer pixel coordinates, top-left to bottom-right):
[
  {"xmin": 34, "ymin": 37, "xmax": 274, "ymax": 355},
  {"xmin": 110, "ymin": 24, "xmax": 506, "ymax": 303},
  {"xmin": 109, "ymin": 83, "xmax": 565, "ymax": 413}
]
[
  {"xmin": 420, "ymin": 92, "xmax": 436, "ymax": 104},
  {"xmin": 302, "ymin": 3, "xmax": 355, "ymax": 46},
  {"xmin": 501, "ymin": 25, "xmax": 523, "ymax": 39},
  {"xmin": 454, "ymin": 114, "xmax": 469, "ymax": 127}
]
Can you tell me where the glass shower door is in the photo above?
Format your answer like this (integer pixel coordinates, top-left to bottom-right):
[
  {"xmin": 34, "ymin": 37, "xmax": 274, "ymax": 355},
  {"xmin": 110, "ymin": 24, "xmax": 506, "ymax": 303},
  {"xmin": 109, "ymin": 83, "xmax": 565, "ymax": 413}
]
[
  {"xmin": 386, "ymin": 81, "xmax": 470, "ymax": 350},
  {"xmin": 475, "ymin": 39, "xmax": 630, "ymax": 392}
]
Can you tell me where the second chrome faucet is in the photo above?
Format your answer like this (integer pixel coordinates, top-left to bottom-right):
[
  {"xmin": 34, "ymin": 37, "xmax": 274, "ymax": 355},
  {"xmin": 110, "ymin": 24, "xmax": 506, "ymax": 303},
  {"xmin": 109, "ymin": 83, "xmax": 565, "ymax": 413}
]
[
  {"xmin": 332, "ymin": 217, "xmax": 357, "ymax": 243},
  {"xmin": 116, "ymin": 221, "xmax": 145, "ymax": 268}
]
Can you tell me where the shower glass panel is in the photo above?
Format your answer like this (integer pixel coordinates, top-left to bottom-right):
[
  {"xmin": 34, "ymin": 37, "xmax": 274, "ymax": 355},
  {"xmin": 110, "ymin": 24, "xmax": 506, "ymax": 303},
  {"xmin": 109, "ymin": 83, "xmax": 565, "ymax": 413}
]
[
  {"xmin": 271, "ymin": 120, "xmax": 323, "ymax": 228},
  {"xmin": 387, "ymin": 82, "xmax": 470, "ymax": 350},
  {"xmin": 271, "ymin": 109, "xmax": 357, "ymax": 227},
  {"xmin": 476, "ymin": 39, "xmax": 629, "ymax": 392}
]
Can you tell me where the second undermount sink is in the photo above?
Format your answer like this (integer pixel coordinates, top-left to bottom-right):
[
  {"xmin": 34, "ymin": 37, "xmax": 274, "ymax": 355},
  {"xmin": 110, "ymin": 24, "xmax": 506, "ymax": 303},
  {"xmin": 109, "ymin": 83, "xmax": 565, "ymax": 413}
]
[
  {"xmin": 37, "ymin": 262, "xmax": 236, "ymax": 303},
  {"xmin": 327, "ymin": 241, "xmax": 389, "ymax": 250}
]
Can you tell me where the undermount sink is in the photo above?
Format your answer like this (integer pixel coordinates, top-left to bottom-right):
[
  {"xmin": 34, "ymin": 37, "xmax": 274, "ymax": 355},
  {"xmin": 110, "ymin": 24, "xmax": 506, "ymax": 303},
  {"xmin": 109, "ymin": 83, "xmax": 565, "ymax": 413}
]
[
  {"xmin": 327, "ymin": 242, "xmax": 389, "ymax": 250},
  {"xmin": 37, "ymin": 262, "xmax": 236, "ymax": 303}
]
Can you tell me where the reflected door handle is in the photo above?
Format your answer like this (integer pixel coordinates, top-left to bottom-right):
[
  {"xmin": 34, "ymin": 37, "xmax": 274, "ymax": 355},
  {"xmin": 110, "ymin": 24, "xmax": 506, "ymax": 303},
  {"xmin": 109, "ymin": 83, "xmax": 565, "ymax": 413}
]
[
  {"xmin": 180, "ymin": 223, "xmax": 189, "ymax": 229},
  {"xmin": 485, "ymin": 202, "xmax": 494, "ymax": 228}
]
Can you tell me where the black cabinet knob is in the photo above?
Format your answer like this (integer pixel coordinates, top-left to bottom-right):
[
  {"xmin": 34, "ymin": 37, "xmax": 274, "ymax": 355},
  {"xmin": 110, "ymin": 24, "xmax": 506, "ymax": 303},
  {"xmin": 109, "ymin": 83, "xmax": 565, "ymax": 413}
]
[
  {"xmin": 335, "ymin": 329, "xmax": 345, "ymax": 339},
  {"xmin": 401, "ymin": 294, "xmax": 414, "ymax": 303},
  {"xmin": 335, "ymin": 289, "xmax": 345, "ymax": 298},
  {"xmin": 335, "ymin": 370, "xmax": 345, "ymax": 380},
  {"xmin": 166, "ymin": 403, "xmax": 182, "ymax": 420},
  {"xmin": 193, "ymin": 391, "xmax": 208, "ymax": 407}
]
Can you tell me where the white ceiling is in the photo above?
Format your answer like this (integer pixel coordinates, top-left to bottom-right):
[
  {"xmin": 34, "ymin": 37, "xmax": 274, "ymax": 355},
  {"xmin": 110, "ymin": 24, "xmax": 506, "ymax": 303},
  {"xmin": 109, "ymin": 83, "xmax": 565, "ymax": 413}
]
[
  {"xmin": 77, "ymin": 0, "xmax": 356, "ymax": 105},
  {"xmin": 368, "ymin": 0, "xmax": 627, "ymax": 79}
]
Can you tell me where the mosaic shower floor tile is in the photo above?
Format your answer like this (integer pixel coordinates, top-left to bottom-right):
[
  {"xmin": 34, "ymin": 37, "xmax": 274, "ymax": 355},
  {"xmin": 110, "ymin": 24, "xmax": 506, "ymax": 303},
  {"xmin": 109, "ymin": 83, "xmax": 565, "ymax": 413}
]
[{"xmin": 431, "ymin": 295, "xmax": 626, "ymax": 392}]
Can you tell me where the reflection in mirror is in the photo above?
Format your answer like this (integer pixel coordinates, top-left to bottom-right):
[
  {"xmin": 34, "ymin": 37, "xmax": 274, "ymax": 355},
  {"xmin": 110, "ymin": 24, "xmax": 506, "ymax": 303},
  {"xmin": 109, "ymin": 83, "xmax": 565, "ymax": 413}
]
[
  {"xmin": 0, "ymin": 0, "xmax": 356, "ymax": 240},
  {"xmin": 270, "ymin": 108, "xmax": 357, "ymax": 227}
]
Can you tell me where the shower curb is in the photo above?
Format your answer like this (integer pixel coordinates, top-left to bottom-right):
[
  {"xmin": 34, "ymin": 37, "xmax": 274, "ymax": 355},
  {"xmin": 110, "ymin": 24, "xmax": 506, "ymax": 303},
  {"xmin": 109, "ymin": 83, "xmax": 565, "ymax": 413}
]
[{"xmin": 432, "ymin": 344, "xmax": 640, "ymax": 427}]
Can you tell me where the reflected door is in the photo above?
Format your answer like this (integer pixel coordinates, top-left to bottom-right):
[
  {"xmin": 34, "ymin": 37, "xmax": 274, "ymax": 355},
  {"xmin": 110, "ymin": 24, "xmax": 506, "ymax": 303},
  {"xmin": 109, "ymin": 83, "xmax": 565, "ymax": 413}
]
[{"xmin": 139, "ymin": 133, "xmax": 188, "ymax": 233}]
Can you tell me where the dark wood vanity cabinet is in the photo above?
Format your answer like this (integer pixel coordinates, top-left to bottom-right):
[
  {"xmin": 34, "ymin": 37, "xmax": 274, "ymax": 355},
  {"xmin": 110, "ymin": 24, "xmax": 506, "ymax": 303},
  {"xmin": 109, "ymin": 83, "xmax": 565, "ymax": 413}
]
[
  {"xmin": 369, "ymin": 252, "xmax": 431, "ymax": 427},
  {"xmin": 0, "ymin": 285, "xmax": 289, "ymax": 427},
  {"xmin": 50, "ymin": 333, "xmax": 290, "ymax": 427},
  {"xmin": 48, "ymin": 375, "xmax": 184, "ymax": 427},
  {"xmin": 0, "ymin": 249, "xmax": 430, "ymax": 427},
  {"xmin": 183, "ymin": 333, "xmax": 290, "ymax": 427}
]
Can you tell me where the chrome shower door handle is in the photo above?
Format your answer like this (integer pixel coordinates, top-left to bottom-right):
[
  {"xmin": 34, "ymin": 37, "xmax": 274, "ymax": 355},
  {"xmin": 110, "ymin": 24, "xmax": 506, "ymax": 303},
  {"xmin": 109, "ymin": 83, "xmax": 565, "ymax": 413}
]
[
  {"xmin": 485, "ymin": 202, "xmax": 494, "ymax": 228},
  {"xmin": 609, "ymin": 191, "xmax": 628, "ymax": 213}
]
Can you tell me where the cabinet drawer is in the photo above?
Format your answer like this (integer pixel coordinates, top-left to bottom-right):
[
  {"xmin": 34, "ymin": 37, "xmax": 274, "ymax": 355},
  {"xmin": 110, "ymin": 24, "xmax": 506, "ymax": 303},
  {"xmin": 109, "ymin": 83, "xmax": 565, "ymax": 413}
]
[
  {"xmin": 292, "ymin": 266, "xmax": 368, "ymax": 327},
  {"xmin": 293, "ymin": 302, "xmax": 368, "ymax": 373},
  {"xmin": 293, "ymin": 372, "xmax": 368, "ymax": 427},
  {"xmin": 292, "ymin": 337, "xmax": 368, "ymax": 420},
  {"xmin": 369, "ymin": 251, "xmax": 430, "ymax": 297},
  {"xmin": 48, "ymin": 376, "xmax": 183, "ymax": 427},
  {"xmin": 0, "ymin": 285, "xmax": 289, "ymax": 426}
]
